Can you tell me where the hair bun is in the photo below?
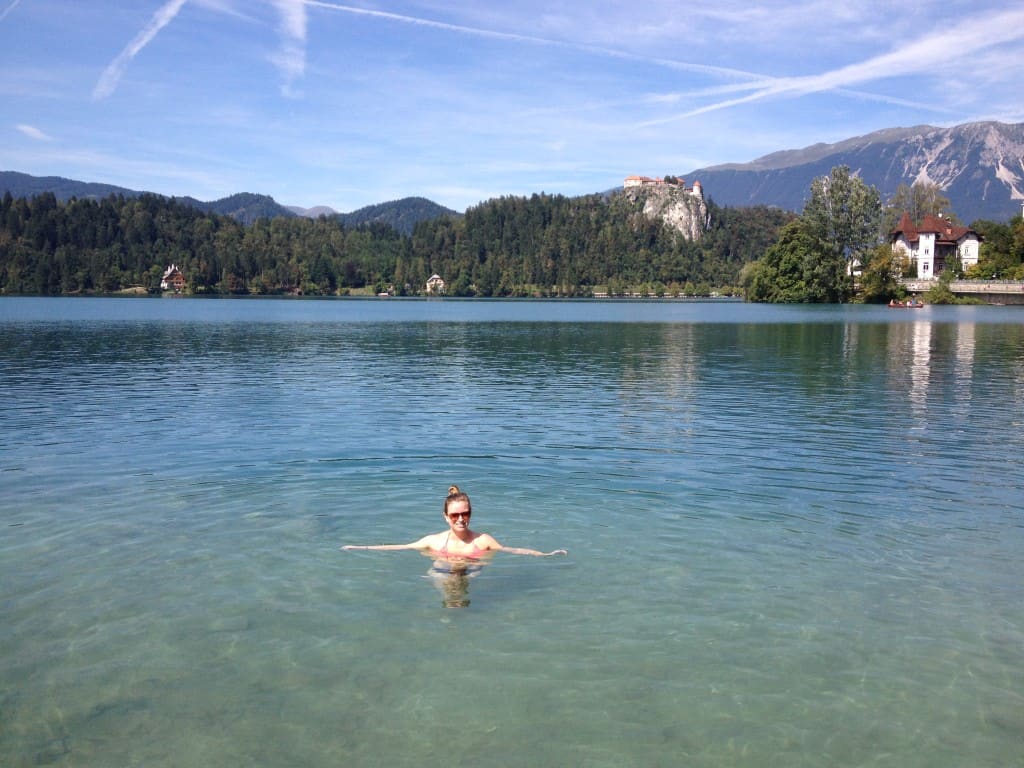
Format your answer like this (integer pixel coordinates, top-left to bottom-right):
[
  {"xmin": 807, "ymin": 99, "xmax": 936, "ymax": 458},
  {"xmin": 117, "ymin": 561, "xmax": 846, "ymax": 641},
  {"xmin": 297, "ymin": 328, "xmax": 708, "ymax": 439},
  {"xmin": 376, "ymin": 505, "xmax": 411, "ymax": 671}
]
[{"xmin": 448, "ymin": 485, "xmax": 461, "ymax": 496}]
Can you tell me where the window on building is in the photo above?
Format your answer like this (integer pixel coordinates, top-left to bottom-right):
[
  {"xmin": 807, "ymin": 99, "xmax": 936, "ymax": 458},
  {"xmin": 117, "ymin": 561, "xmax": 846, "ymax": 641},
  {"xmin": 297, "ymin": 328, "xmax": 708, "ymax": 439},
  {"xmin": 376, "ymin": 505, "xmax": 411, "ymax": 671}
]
[{"xmin": 923, "ymin": 262, "xmax": 930, "ymax": 274}]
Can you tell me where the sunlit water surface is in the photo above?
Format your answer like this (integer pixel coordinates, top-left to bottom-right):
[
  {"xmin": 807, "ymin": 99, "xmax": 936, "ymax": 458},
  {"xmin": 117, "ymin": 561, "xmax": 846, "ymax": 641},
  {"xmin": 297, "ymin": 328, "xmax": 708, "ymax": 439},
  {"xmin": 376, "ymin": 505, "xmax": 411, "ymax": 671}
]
[{"xmin": 2, "ymin": 297, "xmax": 1023, "ymax": 767}]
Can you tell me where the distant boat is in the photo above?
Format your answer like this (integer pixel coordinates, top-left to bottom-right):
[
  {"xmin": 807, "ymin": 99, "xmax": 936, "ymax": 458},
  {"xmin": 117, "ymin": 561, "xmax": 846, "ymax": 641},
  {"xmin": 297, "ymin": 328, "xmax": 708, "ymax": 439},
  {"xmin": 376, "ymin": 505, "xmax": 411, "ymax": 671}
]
[{"xmin": 888, "ymin": 299, "xmax": 924, "ymax": 308}]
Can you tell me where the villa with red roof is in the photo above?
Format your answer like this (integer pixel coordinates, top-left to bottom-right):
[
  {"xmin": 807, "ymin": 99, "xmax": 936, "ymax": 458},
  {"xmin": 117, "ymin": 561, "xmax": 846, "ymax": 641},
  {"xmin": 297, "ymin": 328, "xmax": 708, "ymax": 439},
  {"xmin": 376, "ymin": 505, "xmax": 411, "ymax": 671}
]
[
  {"xmin": 160, "ymin": 264, "xmax": 186, "ymax": 293},
  {"xmin": 889, "ymin": 213, "xmax": 981, "ymax": 279}
]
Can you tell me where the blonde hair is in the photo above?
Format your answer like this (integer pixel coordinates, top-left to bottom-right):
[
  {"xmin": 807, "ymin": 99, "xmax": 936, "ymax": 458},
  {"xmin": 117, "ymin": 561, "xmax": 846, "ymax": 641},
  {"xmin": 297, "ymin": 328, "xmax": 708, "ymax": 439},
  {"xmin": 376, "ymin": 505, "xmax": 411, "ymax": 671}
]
[{"xmin": 444, "ymin": 485, "xmax": 472, "ymax": 515}]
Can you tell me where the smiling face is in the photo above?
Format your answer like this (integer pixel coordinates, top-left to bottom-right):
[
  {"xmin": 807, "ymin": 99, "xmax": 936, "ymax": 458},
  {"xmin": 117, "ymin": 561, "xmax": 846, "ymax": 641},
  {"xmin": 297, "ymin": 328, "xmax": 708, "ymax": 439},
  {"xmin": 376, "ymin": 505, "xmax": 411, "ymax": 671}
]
[{"xmin": 445, "ymin": 499, "xmax": 472, "ymax": 534}]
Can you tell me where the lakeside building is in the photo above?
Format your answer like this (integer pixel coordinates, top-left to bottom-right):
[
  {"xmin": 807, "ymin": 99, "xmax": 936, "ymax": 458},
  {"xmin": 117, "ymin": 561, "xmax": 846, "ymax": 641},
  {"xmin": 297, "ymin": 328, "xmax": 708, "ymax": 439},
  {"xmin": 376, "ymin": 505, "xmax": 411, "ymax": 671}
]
[
  {"xmin": 624, "ymin": 175, "xmax": 703, "ymax": 199},
  {"xmin": 160, "ymin": 264, "xmax": 185, "ymax": 293},
  {"xmin": 425, "ymin": 274, "xmax": 446, "ymax": 295},
  {"xmin": 890, "ymin": 213, "xmax": 981, "ymax": 279}
]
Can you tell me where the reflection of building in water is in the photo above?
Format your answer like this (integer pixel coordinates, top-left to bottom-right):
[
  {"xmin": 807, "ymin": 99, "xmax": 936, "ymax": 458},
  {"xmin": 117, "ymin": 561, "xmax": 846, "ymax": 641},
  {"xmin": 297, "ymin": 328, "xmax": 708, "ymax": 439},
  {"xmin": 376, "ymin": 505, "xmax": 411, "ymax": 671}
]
[
  {"xmin": 908, "ymin": 321, "xmax": 932, "ymax": 417},
  {"xmin": 889, "ymin": 320, "xmax": 980, "ymax": 424},
  {"xmin": 953, "ymin": 323, "xmax": 976, "ymax": 409},
  {"xmin": 608, "ymin": 325, "xmax": 702, "ymax": 451},
  {"xmin": 841, "ymin": 323, "xmax": 859, "ymax": 388},
  {"xmin": 1014, "ymin": 350, "xmax": 1024, "ymax": 417},
  {"xmin": 657, "ymin": 325, "xmax": 700, "ymax": 399},
  {"xmin": 615, "ymin": 326, "xmax": 700, "ymax": 397}
]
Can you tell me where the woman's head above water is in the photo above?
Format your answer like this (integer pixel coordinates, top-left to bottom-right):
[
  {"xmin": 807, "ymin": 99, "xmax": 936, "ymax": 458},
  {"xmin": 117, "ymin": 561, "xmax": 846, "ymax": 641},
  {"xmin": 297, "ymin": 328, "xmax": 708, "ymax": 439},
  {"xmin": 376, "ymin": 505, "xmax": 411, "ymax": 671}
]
[{"xmin": 444, "ymin": 485, "xmax": 471, "ymax": 517}]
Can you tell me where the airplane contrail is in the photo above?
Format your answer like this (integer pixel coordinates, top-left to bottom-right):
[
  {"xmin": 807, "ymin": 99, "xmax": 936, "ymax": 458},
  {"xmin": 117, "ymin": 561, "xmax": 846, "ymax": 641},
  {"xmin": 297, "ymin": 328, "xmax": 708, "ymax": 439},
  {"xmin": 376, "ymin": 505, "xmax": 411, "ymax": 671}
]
[
  {"xmin": 637, "ymin": 6, "xmax": 1024, "ymax": 125},
  {"xmin": 93, "ymin": 0, "xmax": 189, "ymax": 100},
  {"xmin": 0, "ymin": 0, "xmax": 22, "ymax": 24},
  {"xmin": 304, "ymin": 0, "xmax": 1024, "ymax": 125},
  {"xmin": 303, "ymin": 0, "xmax": 771, "ymax": 85}
]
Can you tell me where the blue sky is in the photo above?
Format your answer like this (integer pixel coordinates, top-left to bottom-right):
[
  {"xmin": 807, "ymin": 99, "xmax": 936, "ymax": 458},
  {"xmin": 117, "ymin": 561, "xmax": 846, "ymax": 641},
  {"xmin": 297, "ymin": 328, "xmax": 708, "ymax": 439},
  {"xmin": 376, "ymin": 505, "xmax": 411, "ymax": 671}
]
[{"xmin": 3, "ymin": 1, "xmax": 1023, "ymax": 213}]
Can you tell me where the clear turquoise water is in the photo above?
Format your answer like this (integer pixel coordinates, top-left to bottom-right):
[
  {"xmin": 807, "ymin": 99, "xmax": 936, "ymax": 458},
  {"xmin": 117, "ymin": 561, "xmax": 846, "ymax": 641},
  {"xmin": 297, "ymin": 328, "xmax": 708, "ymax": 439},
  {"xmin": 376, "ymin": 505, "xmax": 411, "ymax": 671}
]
[{"xmin": 2, "ymin": 296, "xmax": 1023, "ymax": 767}]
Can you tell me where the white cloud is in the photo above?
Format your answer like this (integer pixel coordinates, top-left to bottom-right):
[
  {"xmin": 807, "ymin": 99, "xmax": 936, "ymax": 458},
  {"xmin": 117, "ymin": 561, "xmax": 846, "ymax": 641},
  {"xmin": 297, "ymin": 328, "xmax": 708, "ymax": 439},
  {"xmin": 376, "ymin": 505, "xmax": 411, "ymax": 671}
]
[
  {"xmin": 93, "ymin": 0, "xmax": 189, "ymax": 100},
  {"xmin": 16, "ymin": 124, "xmax": 54, "ymax": 141},
  {"xmin": 274, "ymin": 0, "xmax": 306, "ymax": 41},
  {"xmin": 271, "ymin": 0, "xmax": 307, "ymax": 93}
]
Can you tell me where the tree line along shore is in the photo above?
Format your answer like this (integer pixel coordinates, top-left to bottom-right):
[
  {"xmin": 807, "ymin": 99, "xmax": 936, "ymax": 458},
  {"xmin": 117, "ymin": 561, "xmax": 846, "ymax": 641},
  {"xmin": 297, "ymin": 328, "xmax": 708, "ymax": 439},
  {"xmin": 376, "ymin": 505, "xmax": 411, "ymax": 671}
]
[{"xmin": 1, "ymin": 168, "xmax": 1021, "ymax": 302}]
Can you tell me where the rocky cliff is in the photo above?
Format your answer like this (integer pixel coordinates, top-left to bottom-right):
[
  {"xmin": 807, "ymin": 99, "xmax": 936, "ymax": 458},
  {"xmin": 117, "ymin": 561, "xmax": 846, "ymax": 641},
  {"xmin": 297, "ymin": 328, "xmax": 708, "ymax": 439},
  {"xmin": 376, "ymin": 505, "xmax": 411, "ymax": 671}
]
[{"xmin": 624, "ymin": 185, "xmax": 709, "ymax": 241}]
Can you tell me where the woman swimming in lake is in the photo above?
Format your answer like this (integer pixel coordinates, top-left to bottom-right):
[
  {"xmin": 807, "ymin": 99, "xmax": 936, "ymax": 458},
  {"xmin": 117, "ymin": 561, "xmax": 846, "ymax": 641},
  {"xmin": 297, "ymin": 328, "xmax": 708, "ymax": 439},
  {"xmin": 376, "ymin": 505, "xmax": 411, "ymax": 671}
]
[{"xmin": 341, "ymin": 485, "xmax": 568, "ymax": 559}]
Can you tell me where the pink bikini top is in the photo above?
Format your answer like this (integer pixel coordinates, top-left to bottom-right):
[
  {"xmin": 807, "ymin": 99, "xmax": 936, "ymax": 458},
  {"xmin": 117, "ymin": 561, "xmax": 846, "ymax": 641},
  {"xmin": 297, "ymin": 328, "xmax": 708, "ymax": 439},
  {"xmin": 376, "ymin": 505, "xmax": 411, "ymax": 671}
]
[{"xmin": 433, "ymin": 532, "xmax": 486, "ymax": 560}]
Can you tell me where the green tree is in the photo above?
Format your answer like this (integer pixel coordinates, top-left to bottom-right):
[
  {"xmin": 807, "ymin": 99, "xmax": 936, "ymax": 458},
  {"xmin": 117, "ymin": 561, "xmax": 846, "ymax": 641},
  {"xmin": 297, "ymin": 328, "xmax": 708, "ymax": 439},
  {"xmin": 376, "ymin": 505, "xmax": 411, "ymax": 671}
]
[
  {"xmin": 800, "ymin": 166, "xmax": 882, "ymax": 302},
  {"xmin": 883, "ymin": 182, "xmax": 955, "ymax": 232},
  {"xmin": 967, "ymin": 218, "xmax": 1024, "ymax": 279},
  {"xmin": 858, "ymin": 244, "xmax": 903, "ymax": 303},
  {"xmin": 923, "ymin": 265, "xmax": 971, "ymax": 304},
  {"xmin": 742, "ymin": 220, "xmax": 815, "ymax": 302}
]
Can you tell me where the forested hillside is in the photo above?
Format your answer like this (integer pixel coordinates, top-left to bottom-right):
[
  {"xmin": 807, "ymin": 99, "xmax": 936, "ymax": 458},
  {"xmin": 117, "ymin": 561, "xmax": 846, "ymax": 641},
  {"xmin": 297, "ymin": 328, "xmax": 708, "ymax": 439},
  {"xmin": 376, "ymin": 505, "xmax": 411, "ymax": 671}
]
[
  {"xmin": 1, "ymin": 171, "xmax": 454, "ymax": 232},
  {"xmin": 0, "ymin": 190, "xmax": 792, "ymax": 297},
  {"xmin": 0, "ymin": 171, "xmax": 138, "ymax": 203},
  {"xmin": 336, "ymin": 197, "xmax": 458, "ymax": 235}
]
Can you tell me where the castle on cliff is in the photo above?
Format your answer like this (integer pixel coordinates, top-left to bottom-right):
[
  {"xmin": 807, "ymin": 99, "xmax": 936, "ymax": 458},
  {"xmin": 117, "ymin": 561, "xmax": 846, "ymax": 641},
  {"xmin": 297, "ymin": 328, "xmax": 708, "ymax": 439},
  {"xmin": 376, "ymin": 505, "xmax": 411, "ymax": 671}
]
[{"xmin": 624, "ymin": 175, "xmax": 703, "ymax": 199}]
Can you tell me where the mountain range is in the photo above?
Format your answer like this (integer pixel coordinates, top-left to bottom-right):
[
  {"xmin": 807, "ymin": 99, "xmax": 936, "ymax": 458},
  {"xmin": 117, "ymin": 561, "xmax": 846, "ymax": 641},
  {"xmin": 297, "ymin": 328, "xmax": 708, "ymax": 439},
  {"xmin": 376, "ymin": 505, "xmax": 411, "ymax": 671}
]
[
  {"xmin": 4, "ymin": 121, "xmax": 1023, "ymax": 229},
  {"xmin": 0, "ymin": 172, "xmax": 456, "ymax": 235},
  {"xmin": 682, "ymin": 121, "xmax": 1024, "ymax": 223}
]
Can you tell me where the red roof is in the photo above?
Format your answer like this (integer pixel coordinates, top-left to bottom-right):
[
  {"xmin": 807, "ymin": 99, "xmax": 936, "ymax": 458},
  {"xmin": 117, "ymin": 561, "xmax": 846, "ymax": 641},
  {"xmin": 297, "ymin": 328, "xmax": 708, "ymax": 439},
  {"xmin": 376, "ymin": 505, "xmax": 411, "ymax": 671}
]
[
  {"xmin": 890, "ymin": 212, "xmax": 978, "ymax": 245},
  {"xmin": 892, "ymin": 212, "xmax": 917, "ymax": 241}
]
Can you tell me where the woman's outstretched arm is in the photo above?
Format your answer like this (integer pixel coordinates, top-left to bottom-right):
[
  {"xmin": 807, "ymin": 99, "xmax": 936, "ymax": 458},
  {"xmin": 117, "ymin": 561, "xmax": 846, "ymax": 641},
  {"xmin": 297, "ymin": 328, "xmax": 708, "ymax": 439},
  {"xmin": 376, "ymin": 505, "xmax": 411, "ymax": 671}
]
[
  {"xmin": 475, "ymin": 534, "xmax": 566, "ymax": 557},
  {"xmin": 341, "ymin": 534, "xmax": 437, "ymax": 552},
  {"xmin": 499, "ymin": 546, "xmax": 568, "ymax": 557}
]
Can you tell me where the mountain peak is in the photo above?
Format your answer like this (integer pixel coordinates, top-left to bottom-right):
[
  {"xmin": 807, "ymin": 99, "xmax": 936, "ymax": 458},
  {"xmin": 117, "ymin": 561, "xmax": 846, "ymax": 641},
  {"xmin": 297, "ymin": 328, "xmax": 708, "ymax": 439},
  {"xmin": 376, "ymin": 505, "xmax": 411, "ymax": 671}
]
[
  {"xmin": 286, "ymin": 205, "xmax": 339, "ymax": 218},
  {"xmin": 687, "ymin": 120, "xmax": 1024, "ymax": 222}
]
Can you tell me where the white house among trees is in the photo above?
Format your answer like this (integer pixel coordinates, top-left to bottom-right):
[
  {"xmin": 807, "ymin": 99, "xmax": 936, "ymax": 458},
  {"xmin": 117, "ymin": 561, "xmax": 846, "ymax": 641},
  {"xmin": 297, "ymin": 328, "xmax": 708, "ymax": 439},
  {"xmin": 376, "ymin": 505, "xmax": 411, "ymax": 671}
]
[
  {"xmin": 160, "ymin": 264, "xmax": 185, "ymax": 292},
  {"xmin": 890, "ymin": 213, "xmax": 981, "ymax": 278},
  {"xmin": 425, "ymin": 274, "xmax": 446, "ymax": 295}
]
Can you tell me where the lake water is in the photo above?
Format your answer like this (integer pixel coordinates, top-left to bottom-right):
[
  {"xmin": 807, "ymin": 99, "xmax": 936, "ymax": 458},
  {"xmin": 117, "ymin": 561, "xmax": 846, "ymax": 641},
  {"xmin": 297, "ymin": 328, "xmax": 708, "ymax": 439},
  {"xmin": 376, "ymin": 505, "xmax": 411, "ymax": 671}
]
[{"xmin": 2, "ymin": 296, "xmax": 1023, "ymax": 768}]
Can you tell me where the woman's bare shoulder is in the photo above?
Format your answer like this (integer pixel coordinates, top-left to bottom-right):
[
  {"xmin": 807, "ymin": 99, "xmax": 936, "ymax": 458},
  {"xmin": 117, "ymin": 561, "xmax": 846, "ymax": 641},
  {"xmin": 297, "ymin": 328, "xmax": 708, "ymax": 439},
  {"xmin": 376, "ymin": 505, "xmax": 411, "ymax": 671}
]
[
  {"xmin": 414, "ymin": 531, "xmax": 448, "ymax": 549},
  {"xmin": 472, "ymin": 532, "xmax": 501, "ymax": 549}
]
